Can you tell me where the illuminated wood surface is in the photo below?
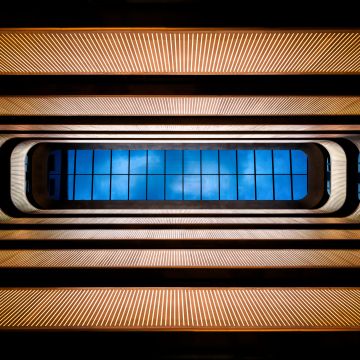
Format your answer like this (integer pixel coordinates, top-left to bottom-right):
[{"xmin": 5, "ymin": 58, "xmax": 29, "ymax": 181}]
[
  {"xmin": 0, "ymin": 229, "xmax": 359, "ymax": 241},
  {"xmin": 0, "ymin": 249, "xmax": 359, "ymax": 268},
  {"xmin": 0, "ymin": 29, "xmax": 359, "ymax": 75},
  {"xmin": 1, "ymin": 96, "xmax": 360, "ymax": 116},
  {"xmin": 0, "ymin": 288, "xmax": 359, "ymax": 330}
]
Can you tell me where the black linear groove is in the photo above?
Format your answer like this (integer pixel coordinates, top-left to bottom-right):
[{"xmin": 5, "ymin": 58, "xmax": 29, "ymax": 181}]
[{"xmin": 1, "ymin": 76, "xmax": 360, "ymax": 96}]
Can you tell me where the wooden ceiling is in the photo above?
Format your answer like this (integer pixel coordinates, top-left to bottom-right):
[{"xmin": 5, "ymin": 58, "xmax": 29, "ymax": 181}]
[
  {"xmin": 1, "ymin": 95, "xmax": 359, "ymax": 116},
  {"xmin": 0, "ymin": 2, "xmax": 359, "ymax": 117},
  {"xmin": 0, "ymin": 29, "xmax": 359, "ymax": 75}
]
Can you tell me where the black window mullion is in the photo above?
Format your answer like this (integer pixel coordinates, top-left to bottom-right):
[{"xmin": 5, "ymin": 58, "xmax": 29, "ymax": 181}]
[
  {"xmin": 218, "ymin": 149, "xmax": 220, "ymax": 200},
  {"xmin": 146, "ymin": 150, "xmax": 148, "ymax": 200},
  {"xmin": 289, "ymin": 149, "xmax": 294, "ymax": 200},
  {"xmin": 109, "ymin": 150, "xmax": 113, "ymax": 200},
  {"xmin": 200, "ymin": 150, "xmax": 203, "ymax": 200},
  {"xmin": 236, "ymin": 149, "xmax": 239, "ymax": 200},
  {"xmin": 306, "ymin": 153, "xmax": 309, "ymax": 196},
  {"xmin": 128, "ymin": 150, "xmax": 130, "ymax": 200},
  {"xmin": 182, "ymin": 150, "xmax": 184, "ymax": 200},
  {"xmin": 164, "ymin": 150, "xmax": 166, "ymax": 200},
  {"xmin": 91, "ymin": 150, "xmax": 94, "ymax": 200},
  {"xmin": 271, "ymin": 150, "xmax": 275, "ymax": 200},
  {"xmin": 73, "ymin": 150, "xmax": 77, "ymax": 200},
  {"xmin": 254, "ymin": 150, "xmax": 257, "ymax": 200}
]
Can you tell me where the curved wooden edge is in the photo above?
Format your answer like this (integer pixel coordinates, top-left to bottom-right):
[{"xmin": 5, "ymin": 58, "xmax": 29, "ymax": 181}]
[{"xmin": 0, "ymin": 133, "xmax": 357, "ymax": 224}]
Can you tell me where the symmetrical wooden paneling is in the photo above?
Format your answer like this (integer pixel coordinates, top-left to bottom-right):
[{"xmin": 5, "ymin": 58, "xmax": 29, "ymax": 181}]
[
  {"xmin": 1, "ymin": 134, "xmax": 357, "ymax": 224},
  {"xmin": 0, "ymin": 288, "xmax": 359, "ymax": 330},
  {"xmin": 1, "ymin": 249, "xmax": 359, "ymax": 268},
  {"xmin": 1, "ymin": 96, "xmax": 360, "ymax": 116},
  {"xmin": 0, "ymin": 229, "xmax": 359, "ymax": 241},
  {"xmin": 0, "ymin": 29, "xmax": 359, "ymax": 75},
  {"xmin": 1, "ymin": 124, "xmax": 360, "ymax": 132},
  {"xmin": 9, "ymin": 139, "xmax": 347, "ymax": 216}
]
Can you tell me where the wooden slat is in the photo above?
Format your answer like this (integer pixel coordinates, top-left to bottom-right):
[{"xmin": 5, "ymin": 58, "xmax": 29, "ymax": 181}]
[
  {"xmin": 0, "ymin": 29, "xmax": 359, "ymax": 75},
  {"xmin": 1, "ymin": 249, "xmax": 360, "ymax": 268},
  {"xmin": 0, "ymin": 124, "xmax": 359, "ymax": 132},
  {"xmin": 1, "ymin": 96, "xmax": 360, "ymax": 116},
  {"xmin": 0, "ymin": 229, "xmax": 359, "ymax": 241},
  {"xmin": 0, "ymin": 288, "xmax": 359, "ymax": 330}
]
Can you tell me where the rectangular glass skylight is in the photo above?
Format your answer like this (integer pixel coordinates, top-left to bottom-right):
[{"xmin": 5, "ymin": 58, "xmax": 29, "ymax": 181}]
[{"xmin": 47, "ymin": 148, "xmax": 308, "ymax": 201}]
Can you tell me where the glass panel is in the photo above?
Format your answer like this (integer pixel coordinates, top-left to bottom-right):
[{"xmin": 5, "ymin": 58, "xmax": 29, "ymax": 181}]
[
  {"xmin": 112, "ymin": 150, "xmax": 129, "ymax": 174},
  {"xmin": 326, "ymin": 156, "xmax": 331, "ymax": 195},
  {"xmin": 67, "ymin": 175, "xmax": 74, "ymax": 200},
  {"xmin": 93, "ymin": 175, "xmax": 110, "ymax": 200},
  {"xmin": 94, "ymin": 150, "xmax": 111, "ymax": 174},
  {"xmin": 42, "ymin": 146, "xmax": 310, "ymax": 204},
  {"xmin": 273, "ymin": 150, "xmax": 290, "ymax": 174},
  {"xmin": 256, "ymin": 175, "xmax": 273, "ymax": 200},
  {"xmin": 67, "ymin": 150, "xmax": 75, "ymax": 174},
  {"xmin": 147, "ymin": 175, "xmax": 165, "ymax": 200},
  {"xmin": 184, "ymin": 175, "xmax": 201, "ymax": 200},
  {"xmin": 202, "ymin": 175, "xmax": 219, "ymax": 200},
  {"xmin": 184, "ymin": 150, "xmax": 200, "ymax": 174},
  {"xmin": 255, "ymin": 150, "xmax": 272, "ymax": 174},
  {"xmin": 74, "ymin": 175, "xmax": 92, "ymax": 200},
  {"xmin": 129, "ymin": 175, "xmax": 146, "ymax": 200},
  {"xmin": 202, "ymin": 150, "xmax": 218, "ymax": 174},
  {"xmin": 237, "ymin": 150, "xmax": 254, "ymax": 174},
  {"xmin": 274, "ymin": 175, "xmax": 292, "ymax": 200},
  {"xmin": 48, "ymin": 150, "xmax": 62, "ymax": 174},
  {"xmin": 130, "ymin": 150, "xmax": 147, "ymax": 174},
  {"xmin": 292, "ymin": 150, "xmax": 307, "ymax": 174},
  {"xmin": 219, "ymin": 150, "xmax": 236, "ymax": 174},
  {"xmin": 48, "ymin": 174, "xmax": 61, "ymax": 200},
  {"xmin": 238, "ymin": 175, "xmax": 255, "ymax": 200},
  {"xmin": 166, "ymin": 175, "xmax": 182, "ymax": 200},
  {"xmin": 220, "ymin": 175, "xmax": 237, "ymax": 200},
  {"xmin": 111, "ymin": 175, "xmax": 128, "ymax": 200},
  {"xmin": 293, "ymin": 175, "xmax": 307, "ymax": 200},
  {"xmin": 75, "ymin": 150, "xmax": 93, "ymax": 174},
  {"xmin": 148, "ymin": 150, "xmax": 165, "ymax": 175},
  {"xmin": 166, "ymin": 150, "xmax": 182, "ymax": 174}
]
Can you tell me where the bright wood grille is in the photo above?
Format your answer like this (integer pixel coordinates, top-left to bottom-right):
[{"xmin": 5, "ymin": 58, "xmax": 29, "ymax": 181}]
[
  {"xmin": 0, "ymin": 29, "xmax": 359, "ymax": 75},
  {"xmin": 0, "ymin": 249, "xmax": 359, "ymax": 268},
  {"xmin": 0, "ymin": 288, "xmax": 359, "ymax": 330}
]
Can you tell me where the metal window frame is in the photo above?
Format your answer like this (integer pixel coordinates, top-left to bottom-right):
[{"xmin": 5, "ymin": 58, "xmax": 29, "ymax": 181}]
[{"xmin": 26, "ymin": 141, "xmax": 324, "ymax": 211}]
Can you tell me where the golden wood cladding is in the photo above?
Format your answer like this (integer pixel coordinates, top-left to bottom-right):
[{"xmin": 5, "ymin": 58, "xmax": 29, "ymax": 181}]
[
  {"xmin": 1, "ymin": 96, "xmax": 360, "ymax": 116},
  {"xmin": 0, "ymin": 29, "xmax": 359, "ymax": 74},
  {"xmin": 0, "ymin": 229, "xmax": 359, "ymax": 241},
  {"xmin": 1, "ymin": 249, "xmax": 360, "ymax": 268},
  {"xmin": 1, "ymin": 124, "xmax": 360, "ymax": 132},
  {"xmin": 0, "ymin": 288, "xmax": 359, "ymax": 330}
]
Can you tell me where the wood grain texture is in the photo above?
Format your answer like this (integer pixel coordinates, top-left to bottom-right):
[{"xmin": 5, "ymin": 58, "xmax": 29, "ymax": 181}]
[
  {"xmin": 1, "ymin": 249, "xmax": 359, "ymax": 268},
  {"xmin": 0, "ymin": 229, "xmax": 359, "ymax": 241},
  {"xmin": 0, "ymin": 29, "xmax": 359, "ymax": 75},
  {"xmin": 1, "ymin": 96, "xmax": 360, "ymax": 116},
  {"xmin": 0, "ymin": 288, "xmax": 359, "ymax": 330}
]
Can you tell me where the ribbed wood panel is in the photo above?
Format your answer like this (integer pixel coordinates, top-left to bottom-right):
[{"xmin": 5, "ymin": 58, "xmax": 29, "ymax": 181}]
[
  {"xmin": 1, "ymin": 124, "xmax": 359, "ymax": 132},
  {"xmin": 1, "ymin": 96, "xmax": 360, "ymax": 116},
  {"xmin": 1, "ymin": 216, "xmax": 358, "ymax": 225},
  {"xmin": 1, "ymin": 249, "xmax": 359, "ymax": 268},
  {"xmin": 0, "ymin": 29, "xmax": 359, "ymax": 74},
  {"xmin": 0, "ymin": 229, "xmax": 359, "ymax": 241},
  {"xmin": 0, "ymin": 288, "xmax": 359, "ymax": 330}
]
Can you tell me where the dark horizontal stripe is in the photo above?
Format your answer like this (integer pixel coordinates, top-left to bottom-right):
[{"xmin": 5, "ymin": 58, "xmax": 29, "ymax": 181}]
[
  {"xmin": 1, "ymin": 76, "xmax": 360, "ymax": 96},
  {"xmin": 1, "ymin": 268, "xmax": 360, "ymax": 287},
  {"xmin": 0, "ymin": 116, "xmax": 359, "ymax": 125},
  {"xmin": 0, "ymin": 1, "xmax": 359, "ymax": 28}
]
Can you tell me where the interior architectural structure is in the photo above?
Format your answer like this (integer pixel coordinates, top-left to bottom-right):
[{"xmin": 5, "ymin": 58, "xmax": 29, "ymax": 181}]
[{"xmin": 0, "ymin": 1, "xmax": 359, "ymax": 358}]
